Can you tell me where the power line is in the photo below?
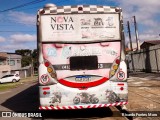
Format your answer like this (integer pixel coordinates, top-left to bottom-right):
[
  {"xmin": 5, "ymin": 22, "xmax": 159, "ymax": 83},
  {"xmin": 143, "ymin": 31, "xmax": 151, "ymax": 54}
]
[
  {"xmin": 0, "ymin": 0, "xmax": 70, "ymax": 13},
  {"xmin": 0, "ymin": 24, "xmax": 36, "ymax": 26},
  {"xmin": 0, "ymin": 0, "xmax": 47, "ymax": 13},
  {"xmin": 15, "ymin": 0, "xmax": 70, "ymax": 11},
  {"xmin": 0, "ymin": 30, "xmax": 36, "ymax": 32}
]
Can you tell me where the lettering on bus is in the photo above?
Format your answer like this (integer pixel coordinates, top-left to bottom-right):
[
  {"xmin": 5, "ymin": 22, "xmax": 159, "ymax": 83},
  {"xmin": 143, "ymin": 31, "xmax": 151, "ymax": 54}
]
[{"xmin": 50, "ymin": 16, "xmax": 74, "ymax": 30}]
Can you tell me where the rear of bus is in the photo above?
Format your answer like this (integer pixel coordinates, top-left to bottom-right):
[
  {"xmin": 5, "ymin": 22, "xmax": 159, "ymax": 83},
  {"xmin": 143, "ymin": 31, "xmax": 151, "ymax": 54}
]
[{"xmin": 38, "ymin": 4, "xmax": 128, "ymax": 110}]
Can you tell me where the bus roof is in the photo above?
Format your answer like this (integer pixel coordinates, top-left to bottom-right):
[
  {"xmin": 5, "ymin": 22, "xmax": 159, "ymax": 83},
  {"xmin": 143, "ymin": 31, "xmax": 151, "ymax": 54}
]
[{"xmin": 38, "ymin": 4, "xmax": 122, "ymax": 15}]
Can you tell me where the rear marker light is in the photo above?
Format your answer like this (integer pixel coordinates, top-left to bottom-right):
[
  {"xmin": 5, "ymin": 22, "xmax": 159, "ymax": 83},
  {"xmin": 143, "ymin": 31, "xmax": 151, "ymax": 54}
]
[
  {"xmin": 115, "ymin": 8, "xmax": 121, "ymax": 12},
  {"xmin": 78, "ymin": 7, "xmax": 83, "ymax": 11},
  {"xmin": 40, "ymin": 10, "xmax": 45, "ymax": 14}
]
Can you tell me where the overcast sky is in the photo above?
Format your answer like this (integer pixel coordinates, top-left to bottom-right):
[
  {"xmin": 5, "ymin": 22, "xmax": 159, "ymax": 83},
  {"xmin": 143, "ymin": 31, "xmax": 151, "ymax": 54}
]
[{"xmin": 0, "ymin": 0, "xmax": 160, "ymax": 52}]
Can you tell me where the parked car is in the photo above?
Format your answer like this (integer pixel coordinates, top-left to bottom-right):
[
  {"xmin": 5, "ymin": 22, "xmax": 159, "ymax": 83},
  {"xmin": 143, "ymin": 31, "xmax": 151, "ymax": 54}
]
[{"xmin": 0, "ymin": 74, "xmax": 20, "ymax": 83}]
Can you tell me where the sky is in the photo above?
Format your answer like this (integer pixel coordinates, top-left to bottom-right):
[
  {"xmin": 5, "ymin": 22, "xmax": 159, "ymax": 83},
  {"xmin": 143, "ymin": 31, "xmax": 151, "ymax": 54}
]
[{"xmin": 0, "ymin": 0, "xmax": 160, "ymax": 52}]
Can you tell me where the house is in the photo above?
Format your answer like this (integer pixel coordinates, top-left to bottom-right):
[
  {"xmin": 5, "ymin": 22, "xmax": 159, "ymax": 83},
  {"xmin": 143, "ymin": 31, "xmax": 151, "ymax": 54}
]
[
  {"xmin": 0, "ymin": 53, "xmax": 11, "ymax": 77},
  {"xmin": 140, "ymin": 40, "xmax": 160, "ymax": 49},
  {"xmin": 0, "ymin": 52, "xmax": 22, "ymax": 78}
]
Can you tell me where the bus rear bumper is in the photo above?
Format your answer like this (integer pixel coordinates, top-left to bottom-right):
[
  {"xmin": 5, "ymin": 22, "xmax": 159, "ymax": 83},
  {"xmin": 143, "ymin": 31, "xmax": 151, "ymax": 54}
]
[
  {"xmin": 39, "ymin": 81, "xmax": 128, "ymax": 109},
  {"xmin": 39, "ymin": 101, "xmax": 128, "ymax": 110}
]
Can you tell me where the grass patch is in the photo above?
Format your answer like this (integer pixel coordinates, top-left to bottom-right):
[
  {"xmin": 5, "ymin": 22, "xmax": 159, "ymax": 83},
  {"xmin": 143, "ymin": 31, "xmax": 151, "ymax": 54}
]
[{"xmin": 0, "ymin": 76, "xmax": 38, "ymax": 92}]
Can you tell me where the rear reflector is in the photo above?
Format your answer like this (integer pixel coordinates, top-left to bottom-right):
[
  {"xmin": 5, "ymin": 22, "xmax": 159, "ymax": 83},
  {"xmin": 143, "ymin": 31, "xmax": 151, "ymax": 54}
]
[
  {"xmin": 120, "ymin": 87, "xmax": 124, "ymax": 91},
  {"xmin": 117, "ymin": 83, "xmax": 124, "ymax": 86},
  {"xmin": 42, "ymin": 87, "xmax": 50, "ymax": 90},
  {"xmin": 43, "ymin": 91, "xmax": 47, "ymax": 95}
]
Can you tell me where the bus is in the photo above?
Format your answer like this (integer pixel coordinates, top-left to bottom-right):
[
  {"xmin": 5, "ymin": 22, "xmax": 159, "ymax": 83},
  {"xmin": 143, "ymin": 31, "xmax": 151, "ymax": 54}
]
[{"xmin": 37, "ymin": 3, "xmax": 128, "ymax": 110}]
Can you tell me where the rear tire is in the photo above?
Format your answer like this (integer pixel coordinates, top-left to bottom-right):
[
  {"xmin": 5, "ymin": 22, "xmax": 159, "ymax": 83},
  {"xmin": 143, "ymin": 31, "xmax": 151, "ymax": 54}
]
[{"xmin": 12, "ymin": 79, "xmax": 17, "ymax": 83}]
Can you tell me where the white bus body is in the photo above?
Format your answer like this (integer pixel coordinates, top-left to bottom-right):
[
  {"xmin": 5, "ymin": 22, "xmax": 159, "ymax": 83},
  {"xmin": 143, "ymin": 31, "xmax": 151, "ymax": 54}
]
[{"xmin": 37, "ymin": 4, "xmax": 128, "ymax": 110}]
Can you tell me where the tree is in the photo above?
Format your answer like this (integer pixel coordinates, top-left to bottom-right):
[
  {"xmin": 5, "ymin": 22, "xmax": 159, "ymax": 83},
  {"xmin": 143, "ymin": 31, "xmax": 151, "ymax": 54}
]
[
  {"xmin": 15, "ymin": 49, "xmax": 32, "ymax": 67},
  {"xmin": 15, "ymin": 49, "xmax": 38, "ymax": 75},
  {"xmin": 32, "ymin": 49, "xmax": 38, "ymax": 72}
]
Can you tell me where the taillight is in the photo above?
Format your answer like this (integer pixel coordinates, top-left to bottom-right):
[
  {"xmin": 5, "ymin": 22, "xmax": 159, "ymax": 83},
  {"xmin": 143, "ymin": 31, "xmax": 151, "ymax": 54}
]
[
  {"xmin": 44, "ymin": 60, "xmax": 57, "ymax": 79},
  {"xmin": 109, "ymin": 57, "xmax": 120, "ymax": 78},
  {"xmin": 44, "ymin": 61, "xmax": 50, "ymax": 67}
]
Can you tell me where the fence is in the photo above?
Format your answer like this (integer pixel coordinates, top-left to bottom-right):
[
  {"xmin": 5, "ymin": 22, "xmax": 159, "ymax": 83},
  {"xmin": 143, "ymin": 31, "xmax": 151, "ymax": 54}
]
[{"xmin": 127, "ymin": 44, "xmax": 160, "ymax": 73}]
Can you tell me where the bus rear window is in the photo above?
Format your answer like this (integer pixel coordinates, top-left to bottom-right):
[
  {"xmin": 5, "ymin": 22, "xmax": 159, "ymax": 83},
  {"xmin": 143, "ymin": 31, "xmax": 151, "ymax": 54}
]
[{"xmin": 70, "ymin": 56, "xmax": 98, "ymax": 70}]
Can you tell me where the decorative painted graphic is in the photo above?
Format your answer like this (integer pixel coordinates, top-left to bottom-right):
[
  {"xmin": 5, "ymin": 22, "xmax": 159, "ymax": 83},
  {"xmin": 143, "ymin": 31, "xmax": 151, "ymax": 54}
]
[
  {"xmin": 41, "ymin": 14, "xmax": 120, "ymax": 42},
  {"xmin": 106, "ymin": 17, "xmax": 114, "ymax": 27},
  {"xmin": 81, "ymin": 19, "xmax": 91, "ymax": 25},
  {"xmin": 47, "ymin": 48, "xmax": 57, "ymax": 57},
  {"xmin": 61, "ymin": 46, "xmax": 72, "ymax": 58},
  {"xmin": 105, "ymin": 90, "xmax": 120, "ymax": 103},
  {"xmin": 81, "ymin": 28, "xmax": 93, "ymax": 39},
  {"xmin": 40, "ymin": 74, "xmax": 49, "ymax": 84},
  {"xmin": 73, "ymin": 92, "xmax": 99, "ymax": 104},
  {"xmin": 49, "ymin": 92, "xmax": 62, "ymax": 106},
  {"xmin": 94, "ymin": 18, "xmax": 104, "ymax": 26},
  {"xmin": 39, "ymin": 81, "xmax": 128, "ymax": 107}
]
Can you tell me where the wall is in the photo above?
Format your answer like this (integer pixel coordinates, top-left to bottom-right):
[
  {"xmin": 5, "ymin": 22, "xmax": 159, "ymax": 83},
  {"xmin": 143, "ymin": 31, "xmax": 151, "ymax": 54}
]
[
  {"xmin": 7, "ymin": 54, "xmax": 22, "ymax": 70},
  {"xmin": 127, "ymin": 44, "xmax": 160, "ymax": 72}
]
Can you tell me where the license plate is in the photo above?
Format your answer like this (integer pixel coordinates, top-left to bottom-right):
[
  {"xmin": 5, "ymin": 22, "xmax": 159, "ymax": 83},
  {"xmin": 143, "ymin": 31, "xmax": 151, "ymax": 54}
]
[{"xmin": 75, "ymin": 76, "xmax": 91, "ymax": 82}]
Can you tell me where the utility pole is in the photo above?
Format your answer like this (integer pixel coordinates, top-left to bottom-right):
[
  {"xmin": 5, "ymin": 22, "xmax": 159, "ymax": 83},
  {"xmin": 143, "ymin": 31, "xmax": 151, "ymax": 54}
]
[
  {"xmin": 127, "ymin": 21, "xmax": 135, "ymax": 72},
  {"xmin": 133, "ymin": 16, "xmax": 140, "ymax": 50},
  {"xmin": 127, "ymin": 21, "xmax": 133, "ymax": 51}
]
